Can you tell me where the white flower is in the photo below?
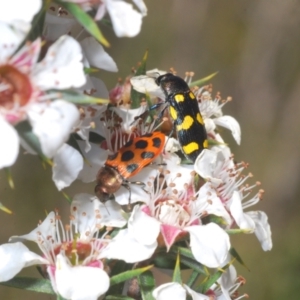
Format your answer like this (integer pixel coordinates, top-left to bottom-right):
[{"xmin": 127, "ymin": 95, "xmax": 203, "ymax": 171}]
[
  {"xmin": 0, "ymin": 32, "xmax": 86, "ymax": 168},
  {"xmin": 64, "ymin": 0, "xmax": 147, "ymax": 37},
  {"xmin": 195, "ymin": 148, "xmax": 272, "ymax": 250},
  {"xmin": 0, "ymin": 0, "xmax": 42, "ymax": 24},
  {"xmin": 0, "ymin": 194, "xmax": 126, "ymax": 300},
  {"xmin": 100, "ymin": 160, "xmax": 230, "ymax": 268},
  {"xmin": 153, "ymin": 282, "xmax": 210, "ymax": 300},
  {"xmin": 196, "ymin": 89, "xmax": 241, "ymax": 145}
]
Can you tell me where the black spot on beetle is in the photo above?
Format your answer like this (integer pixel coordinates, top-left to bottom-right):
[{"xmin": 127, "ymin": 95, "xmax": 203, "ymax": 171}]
[
  {"xmin": 121, "ymin": 151, "xmax": 134, "ymax": 162},
  {"xmin": 135, "ymin": 140, "xmax": 148, "ymax": 149},
  {"xmin": 141, "ymin": 151, "xmax": 155, "ymax": 159},
  {"xmin": 152, "ymin": 137, "xmax": 162, "ymax": 148},
  {"xmin": 124, "ymin": 139, "xmax": 134, "ymax": 148},
  {"xmin": 126, "ymin": 164, "xmax": 139, "ymax": 173}
]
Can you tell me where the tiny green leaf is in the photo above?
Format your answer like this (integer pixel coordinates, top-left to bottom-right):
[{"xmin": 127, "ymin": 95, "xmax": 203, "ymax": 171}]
[
  {"xmin": 106, "ymin": 296, "xmax": 135, "ymax": 300},
  {"xmin": 189, "ymin": 72, "xmax": 219, "ymax": 87},
  {"xmin": 186, "ymin": 270, "xmax": 200, "ymax": 288},
  {"xmin": 106, "ymin": 261, "xmax": 130, "ymax": 296},
  {"xmin": 226, "ymin": 229, "xmax": 252, "ymax": 235},
  {"xmin": 15, "ymin": 121, "xmax": 51, "ymax": 164},
  {"xmin": 55, "ymin": 1, "xmax": 110, "ymax": 47},
  {"xmin": 0, "ymin": 277, "xmax": 55, "ymax": 294},
  {"xmin": 138, "ymin": 270, "xmax": 155, "ymax": 300},
  {"xmin": 50, "ymin": 89, "xmax": 109, "ymax": 104},
  {"xmin": 4, "ymin": 167, "xmax": 14, "ymax": 189},
  {"xmin": 110, "ymin": 265, "xmax": 153, "ymax": 286},
  {"xmin": 230, "ymin": 247, "xmax": 250, "ymax": 271},
  {"xmin": 0, "ymin": 202, "xmax": 13, "ymax": 214},
  {"xmin": 196, "ymin": 270, "xmax": 223, "ymax": 294},
  {"xmin": 172, "ymin": 251, "xmax": 182, "ymax": 284}
]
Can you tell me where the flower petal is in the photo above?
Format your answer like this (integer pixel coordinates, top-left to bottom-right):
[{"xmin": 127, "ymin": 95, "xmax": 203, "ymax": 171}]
[
  {"xmin": 99, "ymin": 229, "xmax": 157, "ymax": 263},
  {"xmin": 132, "ymin": 0, "xmax": 147, "ymax": 16},
  {"xmin": 28, "ymin": 100, "xmax": 79, "ymax": 158},
  {"xmin": 71, "ymin": 194, "xmax": 126, "ymax": 232},
  {"xmin": 80, "ymin": 37, "xmax": 118, "ymax": 72},
  {"xmin": 214, "ymin": 115, "xmax": 241, "ymax": 145},
  {"xmin": 0, "ymin": 0, "xmax": 41, "ymax": 24},
  {"xmin": 186, "ymin": 223, "xmax": 230, "ymax": 268},
  {"xmin": 153, "ymin": 282, "xmax": 187, "ymax": 300},
  {"xmin": 0, "ymin": 242, "xmax": 48, "ymax": 282},
  {"xmin": 184, "ymin": 284, "xmax": 210, "ymax": 300},
  {"xmin": 52, "ymin": 144, "xmax": 83, "ymax": 190},
  {"xmin": 228, "ymin": 191, "xmax": 255, "ymax": 230},
  {"xmin": 0, "ymin": 23, "xmax": 28, "ymax": 61},
  {"xmin": 130, "ymin": 75, "xmax": 164, "ymax": 98},
  {"xmin": 129, "ymin": 205, "xmax": 160, "ymax": 245},
  {"xmin": 33, "ymin": 35, "xmax": 86, "ymax": 89},
  {"xmin": 106, "ymin": 0, "xmax": 143, "ymax": 37},
  {"xmin": 10, "ymin": 212, "xmax": 56, "ymax": 243},
  {"xmin": 55, "ymin": 254, "xmax": 109, "ymax": 300},
  {"xmin": 114, "ymin": 167, "xmax": 158, "ymax": 205},
  {"xmin": 246, "ymin": 210, "xmax": 272, "ymax": 251},
  {"xmin": 194, "ymin": 149, "xmax": 223, "ymax": 186},
  {"xmin": 77, "ymin": 141, "xmax": 108, "ymax": 183},
  {"xmin": 0, "ymin": 118, "xmax": 19, "ymax": 168}
]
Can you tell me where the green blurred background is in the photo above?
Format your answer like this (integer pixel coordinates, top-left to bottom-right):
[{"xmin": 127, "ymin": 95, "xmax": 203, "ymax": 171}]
[{"xmin": 1, "ymin": 0, "xmax": 300, "ymax": 298}]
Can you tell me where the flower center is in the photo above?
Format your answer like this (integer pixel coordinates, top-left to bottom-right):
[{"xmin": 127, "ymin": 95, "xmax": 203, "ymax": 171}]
[
  {"xmin": 0, "ymin": 64, "xmax": 32, "ymax": 110},
  {"xmin": 155, "ymin": 200, "xmax": 191, "ymax": 227},
  {"xmin": 55, "ymin": 241, "xmax": 94, "ymax": 266}
]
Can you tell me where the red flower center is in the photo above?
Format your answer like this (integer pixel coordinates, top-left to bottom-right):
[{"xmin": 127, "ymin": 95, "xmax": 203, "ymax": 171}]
[{"xmin": 0, "ymin": 64, "xmax": 32, "ymax": 110}]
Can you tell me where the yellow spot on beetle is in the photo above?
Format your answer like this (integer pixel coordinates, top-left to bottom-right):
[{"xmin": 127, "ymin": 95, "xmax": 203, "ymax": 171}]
[
  {"xmin": 196, "ymin": 113, "xmax": 204, "ymax": 125},
  {"xmin": 203, "ymin": 139, "xmax": 208, "ymax": 148},
  {"xmin": 189, "ymin": 92, "xmax": 196, "ymax": 99},
  {"xmin": 176, "ymin": 115, "xmax": 194, "ymax": 131},
  {"xmin": 169, "ymin": 106, "xmax": 177, "ymax": 120},
  {"xmin": 183, "ymin": 142, "xmax": 199, "ymax": 154},
  {"xmin": 174, "ymin": 94, "xmax": 185, "ymax": 102}
]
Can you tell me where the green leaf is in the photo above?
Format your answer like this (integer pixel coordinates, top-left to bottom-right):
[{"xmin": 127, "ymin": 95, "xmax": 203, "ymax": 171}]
[
  {"xmin": 0, "ymin": 277, "xmax": 55, "ymax": 294},
  {"xmin": 230, "ymin": 247, "xmax": 250, "ymax": 271},
  {"xmin": 189, "ymin": 72, "xmax": 219, "ymax": 87},
  {"xmin": 28, "ymin": 6, "xmax": 46, "ymax": 42},
  {"xmin": 84, "ymin": 67, "xmax": 101, "ymax": 75},
  {"xmin": 172, "ymin": 251, "xmax": 182, "ymax": 284},
  {"xmin": 196, "ymin": 269, "xmax": 223, "ymax": 294},
  {"xmin": 55, "ymin": 1, "xmax": 110, "ymax": 47},
  {"xmin": 50, "ymin": 89, "xmax": 109, "ymax": 104},
  {"xmin": 106, "ymin": 261, "xmax": 130, "ymax": 296},
  {"xmin": 226, "ymin": 229, "xmax": 252, "ymax": 234},
  {"xmin": 110, "ymin": 265, "xmax": 153, "ymax": 286},
  {"xmin": 170, "ymin": 247, "xmax": 206, "ymax": 275},
  {"xmin": 202, "ymin": 214, "xmax": 227, "ymax": 226},
  {"xmin": 15, "ymin": 121, "xmax": 51, "ymax": 164},
  {"xmin": 106, "ymin": 296, "xmax": 135, "ymax": 300},
  {"xmin": 138, "ymin": 270, "xmax": 155, "ymax": 300},
  {"xmin": 4, "ymin": 167, "xmax": 14, "ymax": 189},
  {"xmin": 186, "ymin": 270, "xmax": 200, "ymax": 288},
  {"xmin": 152, "ymin": 252, "xmax": 176, "ymax": 269},
  {"xmin": 0, "ymin": 202, "xmax": 13, "ymax": 214},
  {"xmin": 130, "ymin": 51, "xmax": 148, "ymax": 109}
]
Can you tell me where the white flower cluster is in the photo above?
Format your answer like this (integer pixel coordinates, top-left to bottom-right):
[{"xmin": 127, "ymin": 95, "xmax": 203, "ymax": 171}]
[{"xmin": 0, "ymin": 1, "xmax": 272, "ymax": 300}]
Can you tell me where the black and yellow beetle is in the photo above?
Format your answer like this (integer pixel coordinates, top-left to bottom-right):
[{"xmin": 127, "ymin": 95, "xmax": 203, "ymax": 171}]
[{"xmin": 154, "ymin": 73, "xmax": 208, "ymax": 162}]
